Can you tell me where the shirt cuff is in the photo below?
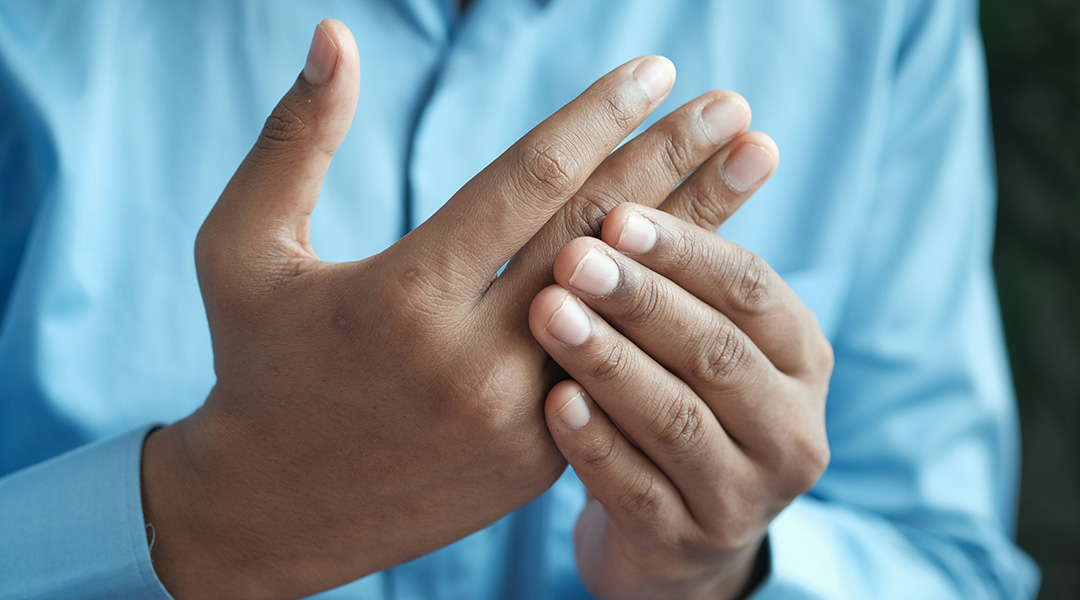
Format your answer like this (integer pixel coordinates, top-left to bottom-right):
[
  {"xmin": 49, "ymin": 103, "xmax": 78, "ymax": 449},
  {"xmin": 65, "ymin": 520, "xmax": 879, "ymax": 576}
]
[
  {"xmin": 747, "ymin": 495, "xmax": 1040, "ymax": 599},
  {"xmin": 747, "ymin": 497, "xmax": 838, "ymax": 599},
  {"xmin": 0, "ymin": 425, "xmax": 174, "ymax": 599}
]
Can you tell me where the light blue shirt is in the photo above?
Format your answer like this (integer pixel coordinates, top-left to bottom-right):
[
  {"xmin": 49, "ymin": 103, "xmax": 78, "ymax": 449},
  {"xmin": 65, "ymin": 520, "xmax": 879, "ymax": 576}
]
[{"xmin": 0, "ymin": 1, "xmax": 1040, "ymax": 598}]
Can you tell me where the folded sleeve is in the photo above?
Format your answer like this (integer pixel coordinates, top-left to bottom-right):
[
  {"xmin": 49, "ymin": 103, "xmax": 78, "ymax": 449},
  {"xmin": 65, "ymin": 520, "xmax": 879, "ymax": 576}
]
[
  {"xmin": 751, "ymin": 2, "xmax": 1039, "ymax": 598},
  {"xmin": 0, "ymin": 425, "xmax": 174, "ymax": 599}
]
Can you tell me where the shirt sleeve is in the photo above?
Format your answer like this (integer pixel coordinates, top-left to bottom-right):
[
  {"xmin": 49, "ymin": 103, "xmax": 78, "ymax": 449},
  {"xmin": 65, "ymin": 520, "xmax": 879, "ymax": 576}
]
[
  {"xmin": 750, "ymin": 2, "xmax": 1039, "ymax": 598},
  {"xmin": 0, "ymin": 425, "xmax": 175, "ymax": 599}
]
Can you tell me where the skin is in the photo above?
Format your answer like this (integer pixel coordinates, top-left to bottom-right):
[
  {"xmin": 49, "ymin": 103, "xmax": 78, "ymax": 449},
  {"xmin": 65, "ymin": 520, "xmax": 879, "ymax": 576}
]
[
  {"xmin": 141, "ymin": 18, "xmax": 830, "ymax": 600},
  {"xmin": 531, "ymin": 200, "xmax": 833, "ymax": 599}
]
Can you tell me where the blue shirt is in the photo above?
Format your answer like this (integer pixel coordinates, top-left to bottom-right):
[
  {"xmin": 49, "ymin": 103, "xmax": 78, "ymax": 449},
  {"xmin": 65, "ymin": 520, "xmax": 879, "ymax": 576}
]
[{"xmin": 0, "ymin": 0, "xmax": 1040, "ymax": 598}]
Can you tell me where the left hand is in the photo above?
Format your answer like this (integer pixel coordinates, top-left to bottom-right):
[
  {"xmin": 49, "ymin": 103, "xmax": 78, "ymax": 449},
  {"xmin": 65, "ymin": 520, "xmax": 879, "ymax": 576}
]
[{"xmin": 529, "ymin": 137, "xmax": 833, "ymax": 599}]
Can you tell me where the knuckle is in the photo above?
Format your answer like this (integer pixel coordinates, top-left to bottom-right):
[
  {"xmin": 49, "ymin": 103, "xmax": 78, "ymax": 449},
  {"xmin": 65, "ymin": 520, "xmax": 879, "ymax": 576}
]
[
  {"xmin": 678, "ymin": 186, "xmax": 732, "ymax": 231},
  {"xmin": 602, "ymin": 91, "xmax": 638, "ymax": 130},
  {"xmin": 688, "ymin": 323, "xmax": 750, "ymax": 386},
  {"xmin": 646, "ymin": 390, "xmax": 709, "ymax": 455},
  {"xmin": 817, "ymin": 334, "xmax": 836, "ymax": 374},
  {"xmin": 730, "ymin": 253, "xmax": 771, "ymax": 315},
  {"xmin": 518, "ymin": 135, "xmax": 579, "ymax": 202},
  {"xmin": 256, "ymin": 100, "xmax": 310, "ymax": 150},
  {"xmin": 691, "ymin": 493, "xmax": 768, "ymax": 555},
  {"xmin": 668, "ymin": 229, "xmax": 700, "ymax": 275},
  {"xmin": 619, "ymin": 274, "xmax": 664, "ymax": 326},
  {"xmin": 588, "ymin": 342, "xmax": 633, "ymax": 384},
  {"xmin": 444, "ymin": 352, "xmax": 566, "ymax": 491},
  {"xmin": 580, "ymin": 433, "xmax": 621, "ymax": 473},
  {"xmin": 780, "ymin": 429, "xmax": 831, "ymax": 497},
  {"xmin": 660, "ymin": 133, "xmax": 695, "ymax": 179},
  {"xmin": 193, "ymin": 220, "xmax": 221, "ymax": 271},
  {"xmin": 712, "ymin": 524, "xmax": 760, "ymax": 555},
  {"xmin": 617, "ymin": 471, "xmax": 665, "ymax": 516},
  {"xmin": 686, "ymin": 523, "xmax": 750, "ymax": 556},
  {"xmin": 563, "ymin": 189, "xmax": 619, "ymax": 239},
  {"xmin": 803, "ymin": 430, "xmax": 832, "ymax": 480}
]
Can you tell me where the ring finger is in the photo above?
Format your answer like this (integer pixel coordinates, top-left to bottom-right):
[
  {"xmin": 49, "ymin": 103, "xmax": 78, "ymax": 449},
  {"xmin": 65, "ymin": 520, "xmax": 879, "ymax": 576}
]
[{"xmin": 529, "ymin": 285, "xmax": 749, "ymax": 515}]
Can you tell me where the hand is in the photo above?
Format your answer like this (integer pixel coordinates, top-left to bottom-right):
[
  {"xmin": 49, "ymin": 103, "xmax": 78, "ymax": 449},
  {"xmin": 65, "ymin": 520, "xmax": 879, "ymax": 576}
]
[
  {"xmin": 141, "ymin": 19, "xmax": 764, "ymax": 599},
  {"xmin": 529, "ymin": 145, "xmax": 834, "ymax": 599}
]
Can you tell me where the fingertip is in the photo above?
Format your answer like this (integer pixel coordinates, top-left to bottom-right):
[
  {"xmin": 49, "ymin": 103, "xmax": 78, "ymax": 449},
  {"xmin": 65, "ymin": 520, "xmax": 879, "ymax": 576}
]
[
  {"xmin": 318, "ymin": 17, "xmax": 346, "ymax": 32},
  {"xmin": 656, "ymin": 55, "xmax": 677, "ymax": 85},
  {"xmin": 302, "ymin": 22, "xmax": 339, "ymax": 86},
  {"xmin": 700, "ymin": 91, "xmax": 752, "ymax": 146},
  {"xmin": 740, "ymin": 131, "xmax": 780, "ymax": 167},
  {"xmin": 528, "ymin": 284, "xmax": 571, "ymax": 339},
  {"xmin": 312, "ymin": 18, "xmax": 360, "ymax": 88},
  {"xmin": 316, "ymin": 19, "xmax": 351, "ymax": 54},
  {"xmin": 546, "ymin": 380, "xmax": 592, "ymax": 431},
  {"xmin": 552, "ymin": 237, "xmax": 607, "ymax": 288},
  {"xmin": 654, "ymin": 55, "xmax": 677, "ymax": 85},
  {"xmin": 727, "ymin": 91, "xmax": 753, "ymax": 125},
  {"xmin": 722, "ymin": 133, "xmax": 779, "ymax": 194},
  {"xmin": 601, "ymin": 202, "xmax": 632, "ymax": 239},
  {"xmin": 632, "ymin": 55, "xmax": 677, "ymax": 104},
  {"xmin": 601, "ymin": 204, "xmax": 658, "ymax": 254},
  {"xmin": 531, "ymin": 284, "xmax": 593, "ymax": 346}
]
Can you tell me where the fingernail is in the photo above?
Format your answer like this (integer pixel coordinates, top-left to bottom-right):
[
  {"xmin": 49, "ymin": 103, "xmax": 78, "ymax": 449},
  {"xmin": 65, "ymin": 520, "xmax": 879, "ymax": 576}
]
[
  {"xmin": 615, "ymin": 213, "xmax": 657, "ymax": 254},
  {"xmin": 546, "ymin": 295, "xmax": 591, "ymax": 346},
  {"xmin": 303, "ymin": 23, "xmax": 338, "ymax": 86},
  {"xmin": 569, "ymin": 250, "xmax": 619, "ymax": 297},
  {"xmin": 701, "ymin": 97, "xmax": 750, "ymax": 145},
  {"xmin": 633, "ymin": 56, "xmax": 676, "ymax": 103},
  {"xmin": 557, "ymin": 392, "xmax": 591, "ymax": 430},
  {"xmin": 722, "ymin": 144, "xmax": 775, "ymax": 193}
]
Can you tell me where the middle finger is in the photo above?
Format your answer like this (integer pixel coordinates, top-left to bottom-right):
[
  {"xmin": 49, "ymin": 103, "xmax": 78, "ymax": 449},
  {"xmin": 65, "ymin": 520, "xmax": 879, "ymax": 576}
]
[
  {"xmin": 529, "ymin": 284, "xmax": 745, "ymax": 515},
  {"xmin": 492, "ymin": 90, "xmax": 751, "ymax": 306},
  {"xmin": 549, "ymin": 236, "xmax": 797, "ymax": 448}
]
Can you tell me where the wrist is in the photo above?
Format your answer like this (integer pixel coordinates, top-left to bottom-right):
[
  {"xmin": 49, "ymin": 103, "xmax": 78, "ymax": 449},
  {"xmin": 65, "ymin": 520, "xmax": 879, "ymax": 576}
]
[
  {"xmin": 141, "ymin": 407, "xmax": 286, "ymax": 598},
  {"xmin": 693, "ymin": 536, "xmax": 768, "ymax": 600},
  {"xmin": 731, "ymin": 536, "xmax": 770, "ymax": 600},
  {"xmin": 141, "ymin": 396, "xmax": 398, "ymax": 599},
  {"xmin": 141, "ymin": 415, "xmax": 225, "ymax": 597}
]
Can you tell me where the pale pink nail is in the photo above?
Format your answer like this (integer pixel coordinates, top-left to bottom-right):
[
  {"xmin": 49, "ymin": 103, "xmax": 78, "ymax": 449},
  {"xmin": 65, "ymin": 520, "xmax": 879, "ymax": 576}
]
[
  {"xmin": 615, "ymin": 213, "xmax": 657, "ymax": 254},
  {"xmin": 303, "ymin": 24, "xmax": 338, "ymax": 86},
  {"xmin": 722, "ymin": 144, "xmax": 775, "ymax": 193},
  {"xmin": 633, "ymin": 56, "xmax": 676, "ymax": 103},
  {"xmin": 700, "ymin": 97, "xmax": 749, "ymax": 145},
  {"xmin": 569, "ymin": 250, "xmax": 619, "ymax": 296},
  {"xmin": 557, "ymin": 392, "xmax": 591, "ymax": 429},
  {"xmin": 546, "ymin": 295, "xmax": 591, "ymax": 346}
]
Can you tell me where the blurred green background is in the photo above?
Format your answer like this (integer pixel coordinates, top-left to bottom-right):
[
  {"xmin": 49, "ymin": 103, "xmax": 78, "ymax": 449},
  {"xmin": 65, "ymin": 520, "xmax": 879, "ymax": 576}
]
[{"xmin": 981, "ymin": 1, "xmax": 1080, "ymax": 598}]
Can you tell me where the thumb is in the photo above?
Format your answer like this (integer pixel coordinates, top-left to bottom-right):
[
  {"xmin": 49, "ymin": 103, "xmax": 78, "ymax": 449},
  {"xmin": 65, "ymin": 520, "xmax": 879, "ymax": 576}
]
[{"xmin": 204, "ymin": 19, "xmax": 360, "ymax": 254}]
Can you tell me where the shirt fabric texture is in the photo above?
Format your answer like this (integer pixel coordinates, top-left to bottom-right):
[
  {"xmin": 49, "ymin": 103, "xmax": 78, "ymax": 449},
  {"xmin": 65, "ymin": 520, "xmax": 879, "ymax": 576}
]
[{"xmin": 0, "ymin": 0, "xmax": 1041, "ymax": 598}]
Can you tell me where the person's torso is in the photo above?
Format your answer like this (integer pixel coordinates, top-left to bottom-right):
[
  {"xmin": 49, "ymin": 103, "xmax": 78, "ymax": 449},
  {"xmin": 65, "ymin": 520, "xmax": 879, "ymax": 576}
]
[{"xmin": 0, "ymin": 1, "xmax": 901, "ymax": 597}]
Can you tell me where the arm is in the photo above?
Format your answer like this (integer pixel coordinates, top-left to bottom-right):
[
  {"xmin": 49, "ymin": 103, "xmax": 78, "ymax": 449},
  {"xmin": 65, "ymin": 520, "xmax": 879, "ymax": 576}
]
[
  {"xmin": 2, "ymin": 18, "xmax": 760, "ymax": 598},
  {"xmin": 757, "ymin": 1, "xmax": 1035, "ymax": 596},
  {"xmin": 527, "ymin": 2, "xmax": 1038, "ymax": 598}
]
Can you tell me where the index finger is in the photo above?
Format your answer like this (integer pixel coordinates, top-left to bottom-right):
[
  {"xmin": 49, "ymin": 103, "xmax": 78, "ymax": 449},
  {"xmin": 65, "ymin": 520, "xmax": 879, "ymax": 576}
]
[
  {"xmin": 396, "ymin": 55, "xmax": 676, "ymax": 299},
  {"xmin": 603, "ymin": 204, "xmax": 828, "ymax": 378}
]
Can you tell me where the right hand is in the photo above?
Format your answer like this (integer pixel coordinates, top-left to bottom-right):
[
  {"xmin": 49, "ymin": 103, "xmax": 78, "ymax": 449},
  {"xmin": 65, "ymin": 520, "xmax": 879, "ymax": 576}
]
[{"xmin": 142, "ymin": 19, "xmax": 760, "ymax": 599}]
